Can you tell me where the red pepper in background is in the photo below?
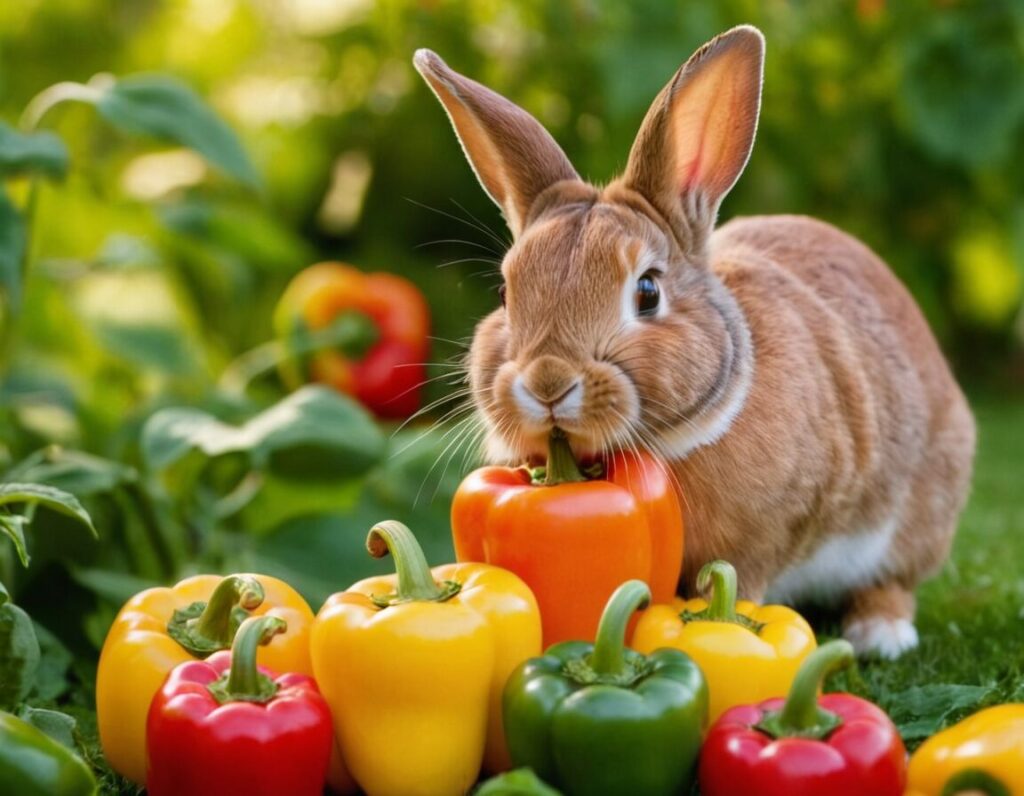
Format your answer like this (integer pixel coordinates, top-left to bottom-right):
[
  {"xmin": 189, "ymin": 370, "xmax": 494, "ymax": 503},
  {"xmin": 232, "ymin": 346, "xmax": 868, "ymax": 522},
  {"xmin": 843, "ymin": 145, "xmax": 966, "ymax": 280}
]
[
  {"xmin": 275, "ymin": 262, "xmax": 430, "ymax": 418},
  {"xmin": 698, "ymin": 640, "xmax": 906, "ymax": 796},
  {"xmin": 146, "ymin": 615, "xmax": 333, "ymax": 796}
]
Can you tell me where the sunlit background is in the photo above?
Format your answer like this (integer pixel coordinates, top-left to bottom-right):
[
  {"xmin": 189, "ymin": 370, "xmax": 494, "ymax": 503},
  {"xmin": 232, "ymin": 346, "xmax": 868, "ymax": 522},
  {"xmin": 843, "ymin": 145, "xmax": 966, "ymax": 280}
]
[{"xmin": 1, "ymin": 3, "xmax": 1023, "ymax": 789}]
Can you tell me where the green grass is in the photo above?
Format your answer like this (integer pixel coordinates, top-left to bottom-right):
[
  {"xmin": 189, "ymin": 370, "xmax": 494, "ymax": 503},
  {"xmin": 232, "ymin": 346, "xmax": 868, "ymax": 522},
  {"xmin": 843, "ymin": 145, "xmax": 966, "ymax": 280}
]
[{"xmin": 824, "ymin": 396, "xmax": 1024, "ymax": 746}]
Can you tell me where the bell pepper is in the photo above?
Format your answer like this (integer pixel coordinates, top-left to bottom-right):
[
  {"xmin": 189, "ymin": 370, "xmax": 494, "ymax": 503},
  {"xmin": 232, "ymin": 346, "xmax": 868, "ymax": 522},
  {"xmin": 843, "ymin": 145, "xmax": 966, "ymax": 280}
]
[
  {"xmin": 311, "ymin": 520, "xmax": 541, "ymax": 794},
  {"xmin": 452, "ymin": 428, "xmax": 683, "ymax": 647},
  {"xmin": 146, "ymin": 615, "xmax": 333, "ymax": 796},
  {"xmin": 275, "ymin": 261, "xmax": 431, "ymax": 418},
  {"xmin": 698, "ymin": 640, "xmax": 906, "ymax": 795},
  {"xmin": 503, "ymin": 580, "xmax": 707, "ymax": 796},
  {"xmin": 905, "ymin": 704, "xmax": 1024, "ymax": 796},
  {"xmin": 96, "ymin": 572, "xmax": 315, "ymax": 784},
  {"xmin": 0, "ymin": 710, "xmax": 96, "ymax": 796},
  {"xmin": 632, "ymin": 559, "xmax": 816, "ymax": 721}
]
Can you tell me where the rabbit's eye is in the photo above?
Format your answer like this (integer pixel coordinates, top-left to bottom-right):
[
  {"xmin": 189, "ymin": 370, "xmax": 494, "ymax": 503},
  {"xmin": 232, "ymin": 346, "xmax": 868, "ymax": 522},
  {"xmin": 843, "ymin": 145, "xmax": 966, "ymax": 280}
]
[
  {"xmin": 635, "ymin": 273, "xmax": 660, "ymax": 317},
  {"xmin": 498, "ymin": 283, "xmax": 507, "ymax": 308}
]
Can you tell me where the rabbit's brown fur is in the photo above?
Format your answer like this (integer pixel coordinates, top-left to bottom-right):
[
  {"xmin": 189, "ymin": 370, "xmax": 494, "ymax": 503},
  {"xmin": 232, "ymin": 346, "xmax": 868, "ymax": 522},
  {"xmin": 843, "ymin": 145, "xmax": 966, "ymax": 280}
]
[{"xmin": 415, "ymin": 26, "xmax": 975, "ymax": 658}]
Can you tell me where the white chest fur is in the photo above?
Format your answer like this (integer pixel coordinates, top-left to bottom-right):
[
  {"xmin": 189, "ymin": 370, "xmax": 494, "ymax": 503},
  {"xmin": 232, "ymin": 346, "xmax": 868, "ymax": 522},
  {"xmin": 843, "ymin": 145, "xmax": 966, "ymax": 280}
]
[{"xmin": 765, "ymin": 517, "xmax": 899, "ymax": 605}]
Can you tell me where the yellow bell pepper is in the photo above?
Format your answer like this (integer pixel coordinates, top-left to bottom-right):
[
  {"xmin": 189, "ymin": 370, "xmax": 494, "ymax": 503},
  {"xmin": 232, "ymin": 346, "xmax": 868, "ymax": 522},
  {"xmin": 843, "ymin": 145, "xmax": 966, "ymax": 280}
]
[
  {"xmin": 632, "ymin": 559, "xmax": 816, "ymax": 721},
  {"xmin": 905, "ymin": 704, "xmax": 1024, "ymax": 796},
  {"xmin": 311, "ymin": 520, "xmax": 541, "ymax": 796},
  {"xmin": 96, "ymin": 572, "xmax": 317, "ymax": 785}
]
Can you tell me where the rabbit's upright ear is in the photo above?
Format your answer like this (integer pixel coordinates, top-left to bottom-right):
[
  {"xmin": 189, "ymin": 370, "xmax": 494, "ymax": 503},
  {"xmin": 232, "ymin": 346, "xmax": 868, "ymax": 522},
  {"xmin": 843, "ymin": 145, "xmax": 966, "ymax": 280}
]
[
  {"xmin": 414, "ymin": 49, "xmax": 579, "ymax": 238},
  {"xmin": 623, "ymin": 26, "xmax": 764, "ymax": 236}
]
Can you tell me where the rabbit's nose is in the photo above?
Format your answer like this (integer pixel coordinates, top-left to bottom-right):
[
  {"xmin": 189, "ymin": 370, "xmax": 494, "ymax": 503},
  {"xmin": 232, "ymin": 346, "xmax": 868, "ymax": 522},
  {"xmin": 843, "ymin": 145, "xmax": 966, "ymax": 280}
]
[{"xmin": 515, "ymin": 356, "xmax": 584, "ymax": 421}]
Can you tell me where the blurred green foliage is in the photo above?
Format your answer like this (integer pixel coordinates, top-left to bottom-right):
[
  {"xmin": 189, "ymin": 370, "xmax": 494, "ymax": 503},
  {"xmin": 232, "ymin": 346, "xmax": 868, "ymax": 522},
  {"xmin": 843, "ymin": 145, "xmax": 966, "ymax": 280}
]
[{"xmin": 0, "ymin": 2, "xmax": 1022, "ymax": 790}]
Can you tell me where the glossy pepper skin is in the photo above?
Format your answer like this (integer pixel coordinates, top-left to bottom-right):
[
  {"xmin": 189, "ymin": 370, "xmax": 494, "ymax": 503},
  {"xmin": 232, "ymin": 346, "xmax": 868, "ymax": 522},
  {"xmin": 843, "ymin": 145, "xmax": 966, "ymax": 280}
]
[
  {"xmin": 504, "ymin": 580, "xmax": 708, "ymax": 796},
  {"xmin": 275, "ymin": 261, "xmax": 430, "ymax": 418},
  {"xmin": 632, "ymin": 559, "xmax": 816, "ymax": 721},
  {"xmin": 453, "ymin": 429, "xmax": 683, "ymax": 647},
  {"xmin": 699, "ymin": 640, "xmax": 906, "ymax": 796},
  {"xmin": 905, "ymin": 704, "xmax": 1024, "ymax": 796},
  {"xmin": 147, "ymin": 615, "xmax": 333, "ymax": 796},
  {"xmin": 96, "ymin": 573, "xmax": 315, "ymax": 784},
  {"xmin": 311, "ymin": 520, "xmax": 541, "ymax": 794},
  {"xmin": 0, "ymin": 710, "xmax": 96, "ymax": 796}
]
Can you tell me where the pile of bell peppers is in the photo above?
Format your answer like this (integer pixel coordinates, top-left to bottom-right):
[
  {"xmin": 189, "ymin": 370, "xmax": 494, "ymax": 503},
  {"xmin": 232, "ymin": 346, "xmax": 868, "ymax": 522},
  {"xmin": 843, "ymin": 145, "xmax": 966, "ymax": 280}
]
[
  {"xmin": 91, "ymin": 425, "xmax": 1024, "ymax": 795},
  {"xmin": 274, "ymin": 261, "xmax": 431, "ymax": 419}
]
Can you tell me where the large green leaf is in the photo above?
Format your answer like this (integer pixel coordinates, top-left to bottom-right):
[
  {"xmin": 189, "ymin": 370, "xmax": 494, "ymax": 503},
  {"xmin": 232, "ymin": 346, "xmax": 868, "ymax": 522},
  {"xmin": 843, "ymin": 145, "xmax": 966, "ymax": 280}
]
[
  {"xmin": 885, "ymin": 683, "xmax": 992, "ymax": 741},
  {"xmin": 16, "ymin": 706, "xmax": 77, "ymax": 750},
  {"xmin": 0, "ymin": 483, "xmax": 98, "ymax": 542},
  {"xmin": 0, "ymin": 602, "xmax": 40, "ymax": 710},
  {"xmin": 141, "ymin": 385, "xmax": 386, "ymax": 474},
  {"xmin": 95, "ymin": 74, "xmax": 260, "ymax": 188},
  {"xmin": 0, "ymin": 189, "xmax": 25, "ymax": 312},
  {"xmin": 5, "ymin": 447, "xmax": 136, "ymax": 497},
  {"xmin": 0, "ymin": 122, "xmax": 69, "ymax": 180}
]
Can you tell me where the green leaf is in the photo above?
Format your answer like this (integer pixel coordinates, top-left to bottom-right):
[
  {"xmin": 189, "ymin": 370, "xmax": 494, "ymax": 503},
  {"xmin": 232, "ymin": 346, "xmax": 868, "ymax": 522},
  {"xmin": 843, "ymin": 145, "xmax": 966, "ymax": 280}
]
[
  {"xmin": 92, "ymin": 320, "xmax": 200, "ymax": 376},
  {"xmin": 0, "ymin": 122, "xmax": 69, "ymax": 179},
  {"xmin": 6, "ymin": 447, "xmax": 136, "ymax": 497},
  {"xmin": 16, "ymin": 706, "xmax": 77, "ymax": 750},
  {"xmin": 0, "ymin": 602, "xmax": 41, "ymax": 710},
  {"xmin": 29, "ymin": 622, "xmax": 72, "ymax": 701},
  {"xmin": 95, "ymin": 74, "xmax": 260, "ymax": 188},
  {"xmin": 475, "ymin": 768, "xmax": 563, "ymax": 796},
  {"xmin": 0, "ymin": 188, "xmax": 26, "ymax": 312},
  {"xmin": 0, "ymin": 483, "xmax": 98, "ymax": 539},
  {"xmin": 885, "ymin": 683, "xmax": 991, "ymax": 741},
  {"xmin": 70, "ymin": 567, "xmax": 160, "ymax": 605},
  {"xmin": 141, "ymin": 385, "xmax": 386, "ymax": 474},
  {"xmin": 0, "ymin": 581, "xmax": 8, "ymax": 606},
  {"xmin": 0, "ymin": 514, "xmax": 29, "ymax": 567}
]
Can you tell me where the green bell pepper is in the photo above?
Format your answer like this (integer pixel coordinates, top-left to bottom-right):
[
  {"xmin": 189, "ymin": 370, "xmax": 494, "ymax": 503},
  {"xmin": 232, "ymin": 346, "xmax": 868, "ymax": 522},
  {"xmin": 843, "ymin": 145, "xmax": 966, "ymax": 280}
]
[
  {"xmin": 0, "ymin": 710, "xmax": 96, "ymax": 796},
  {"xmin": 503, "ymin": 579, "xmax": 708, "ymax": 796}
]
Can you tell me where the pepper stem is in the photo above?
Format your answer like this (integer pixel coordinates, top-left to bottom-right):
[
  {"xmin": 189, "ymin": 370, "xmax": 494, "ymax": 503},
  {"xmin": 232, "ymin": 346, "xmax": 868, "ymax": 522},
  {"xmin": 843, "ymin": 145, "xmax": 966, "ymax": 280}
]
[
  {"xmin": 544, "ymin": 428, "xmax": 586, "ymax": 486},
  {"xmin": 366, "ymin": 521, "xmax": 460, "ymax": 606},
  {"xmin": 166, "ymin": 574, "xmax": 265, "ymax": 658},
  {"xmin": 697, "ymin": 560, "xmax": 738, "ymax": 622},
  {"xmin": 755, "ymin": 640, "xmax": 854, "ymax": 740},
  {"xmin": 207, "ymin": 615, "xmax": 286, "ymax": 704},
  {"xmin": 589, "ymin": 580, "xmax": 652, "ymax": 676},
  {"xmin": 942, "ymin": 769, "xmax": 1010, "ymax": 796}
]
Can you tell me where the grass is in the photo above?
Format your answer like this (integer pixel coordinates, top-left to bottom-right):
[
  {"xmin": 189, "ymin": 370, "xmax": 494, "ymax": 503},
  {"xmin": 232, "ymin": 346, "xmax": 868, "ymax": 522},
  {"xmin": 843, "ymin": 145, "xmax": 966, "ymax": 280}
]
[{"xmin": 823, "ymin": 396, "xmax": 1024, "ymax": 746}]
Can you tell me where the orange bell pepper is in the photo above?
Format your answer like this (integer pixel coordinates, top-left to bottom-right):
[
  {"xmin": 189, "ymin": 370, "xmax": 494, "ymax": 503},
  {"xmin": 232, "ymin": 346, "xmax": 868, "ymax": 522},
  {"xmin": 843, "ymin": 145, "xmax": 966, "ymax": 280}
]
[
  {"xmin": 452, "ymin": 428, "xmax": 683, "ymax": 646},
  {"xmin": 274, "ymin": 262, "xmax": 430, "ymax": 418},
  {"xmin": 96, "ymin": 573, "xmax": 317, "ymax": 785}
]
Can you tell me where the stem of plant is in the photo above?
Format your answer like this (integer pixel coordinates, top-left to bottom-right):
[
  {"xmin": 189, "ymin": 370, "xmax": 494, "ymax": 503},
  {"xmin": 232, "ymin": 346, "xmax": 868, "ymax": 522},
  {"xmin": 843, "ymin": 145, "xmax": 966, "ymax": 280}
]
[
  {"xmin": 366, "ymin": 520, "xmax": 446, "ymax": 602},
  {"xmin": 208, "ymin": 615, "xmax": 286, "ymax": 704},
  {"xmin": 544, "ymin": 428, "xmax": 586, "ymax": 486},
  {"xmin": 192, "ymin": 575, "xmax": 265, "ymax": 645},
  {"xmin": 589, "ymin": 580, "xmax": 652, "ymax": 676},
  {"xmin": 756, "ymin": 640, "xmax": 853, "ymax": 740},
  {"xmin": 697, "ymin": 560, "xmax": 739, "ymax": 622}
]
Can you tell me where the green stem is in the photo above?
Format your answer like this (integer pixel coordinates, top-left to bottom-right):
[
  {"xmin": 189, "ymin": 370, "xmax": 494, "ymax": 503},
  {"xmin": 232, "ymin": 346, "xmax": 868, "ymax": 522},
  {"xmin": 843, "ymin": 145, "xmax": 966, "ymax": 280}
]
[
  {"xmin": 166, "ymin": 575, "xmax": 264, "ymax": 657},
  {"xmin": 589, "ymin": 580, "xmax": 651, "ymax": 676},
  {"xmin": 942, "ymin": 769, "xmax": 1010, "ymax": 796},
  {"xmin": 756, "ymin": 640, "xmax": 854, "ymax": 740},
  {"xmin": 208, "ymin": 615, "xmax": 286, "ymax": 704},
  {"xmin": 696, "ymin": 560, "xmax": 738, "ymax": 622},
  {"xmin": 367, "ymin": 521, "xmax": 459, "ymax": 605},
  {"xmin": 194, "ymin": 576, "xmax": 264, "ymax": 641},
  {"xmin": 544, "ymin": 428, "xmax": 586, "ymax": 486}
]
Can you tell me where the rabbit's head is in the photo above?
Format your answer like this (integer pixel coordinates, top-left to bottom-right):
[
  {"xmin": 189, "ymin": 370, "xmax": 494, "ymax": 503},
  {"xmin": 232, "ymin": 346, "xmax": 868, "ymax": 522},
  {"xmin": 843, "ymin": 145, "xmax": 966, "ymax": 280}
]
[{"xmin": 415, "ymin": 26, "xmax": 764, "ymax": 463}]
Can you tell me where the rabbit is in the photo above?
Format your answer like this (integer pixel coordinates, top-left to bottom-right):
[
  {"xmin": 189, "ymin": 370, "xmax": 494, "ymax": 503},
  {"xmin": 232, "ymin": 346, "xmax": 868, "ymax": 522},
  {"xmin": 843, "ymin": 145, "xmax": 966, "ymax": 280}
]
[{"xmin": 413, "ymin": 24, "xmax": 975, "ymax": 659}]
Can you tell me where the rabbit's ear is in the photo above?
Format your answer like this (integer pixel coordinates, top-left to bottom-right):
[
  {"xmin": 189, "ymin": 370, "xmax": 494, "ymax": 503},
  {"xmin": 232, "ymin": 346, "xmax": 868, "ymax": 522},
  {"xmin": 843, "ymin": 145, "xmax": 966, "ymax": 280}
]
[
  {"xmin": 623, "ymin": 26, "xmax": 764, "ymax": 231},
  {"xmin": 414, "ymin": 49, "xmax": 579, "ymax": 238}
]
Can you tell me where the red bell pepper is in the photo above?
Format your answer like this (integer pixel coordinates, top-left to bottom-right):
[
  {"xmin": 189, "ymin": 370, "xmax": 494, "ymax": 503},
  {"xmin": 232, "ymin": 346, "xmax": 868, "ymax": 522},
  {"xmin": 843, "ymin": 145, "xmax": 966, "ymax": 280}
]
[
  {"xmin": 275, "ymin": 262, "xmax": 431, "ymax": 418},
  {"xmin": 146, "ymin": 615, "xmax": 333, "ymax": 796},
  {"xmin": 698, "ymin": 640, "xmax": 906, "ymax": 796}
]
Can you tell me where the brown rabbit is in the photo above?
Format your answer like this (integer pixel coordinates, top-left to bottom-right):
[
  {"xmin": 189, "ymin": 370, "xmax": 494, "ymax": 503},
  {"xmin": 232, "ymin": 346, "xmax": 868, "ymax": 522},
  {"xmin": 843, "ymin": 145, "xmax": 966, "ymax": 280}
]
[{"xmin": 414, "ymin": 25, "xmax": 975, "ymax": 658}]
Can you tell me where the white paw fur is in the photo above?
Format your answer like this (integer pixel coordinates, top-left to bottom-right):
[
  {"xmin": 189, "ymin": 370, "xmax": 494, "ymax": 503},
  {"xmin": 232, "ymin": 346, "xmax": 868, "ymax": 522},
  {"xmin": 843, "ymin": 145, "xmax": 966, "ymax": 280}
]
[{"xmin": 843, "ymin": 617, "xmax": 919, "ymax": 659}]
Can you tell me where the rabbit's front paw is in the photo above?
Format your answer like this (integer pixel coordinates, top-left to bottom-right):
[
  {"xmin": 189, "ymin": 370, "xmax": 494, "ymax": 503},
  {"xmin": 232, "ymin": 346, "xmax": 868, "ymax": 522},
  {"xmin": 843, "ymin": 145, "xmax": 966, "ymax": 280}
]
[{"xmin": 843, "ymin": 616, "xmax": 919, "ymax": 659}]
